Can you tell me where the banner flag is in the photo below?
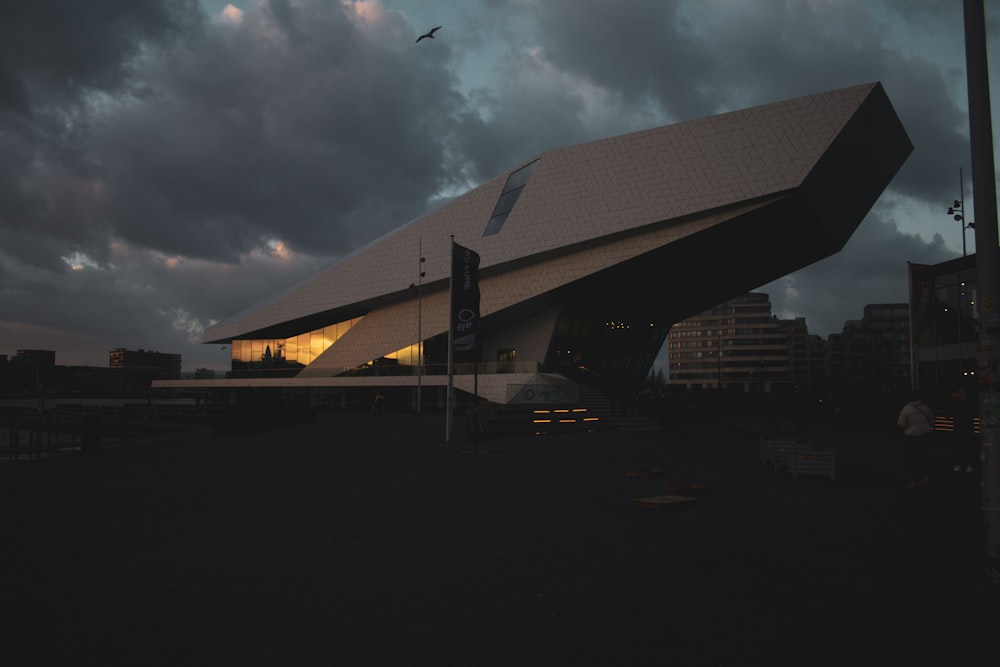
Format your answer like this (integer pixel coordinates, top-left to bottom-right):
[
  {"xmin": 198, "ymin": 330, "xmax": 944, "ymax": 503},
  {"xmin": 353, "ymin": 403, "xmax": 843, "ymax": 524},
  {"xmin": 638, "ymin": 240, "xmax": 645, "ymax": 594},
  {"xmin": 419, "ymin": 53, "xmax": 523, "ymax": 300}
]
[{"xmin": 451, "ymin": 241, "xmax": 481, "ymax": 353}]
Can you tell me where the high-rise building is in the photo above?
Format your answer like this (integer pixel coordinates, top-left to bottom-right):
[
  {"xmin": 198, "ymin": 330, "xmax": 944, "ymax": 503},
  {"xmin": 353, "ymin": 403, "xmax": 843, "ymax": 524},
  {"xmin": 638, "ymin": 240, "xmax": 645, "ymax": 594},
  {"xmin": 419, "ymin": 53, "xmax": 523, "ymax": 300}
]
[
  {"xmin": 782, "ymin": 318, "xmax": 829, "ymax": 389},
  {"xmin": 109, "ymin": 348, "xmax": 182, "ymax": 379},
  {"xmin": 12, "ymin": 349, "xmax": 56, "ymax": 367},
  {"xmin": 666, "ymin": 293, "xmax": 799, "ymax": 392},
  {"xmin": 827, "ymin": 304, "xmax": 910, "ymax": 394}
]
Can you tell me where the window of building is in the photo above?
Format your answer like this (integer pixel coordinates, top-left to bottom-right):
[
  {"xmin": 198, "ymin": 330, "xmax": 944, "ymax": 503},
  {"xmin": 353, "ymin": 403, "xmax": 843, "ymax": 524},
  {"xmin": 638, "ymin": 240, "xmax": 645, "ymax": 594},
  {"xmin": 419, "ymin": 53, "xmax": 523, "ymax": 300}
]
[
  {"xmin": 483, "ymin": 159, "xmax": 540, "ymax": 237},
  {"xmin": 497, "ymin": 348, "xmax": 517, "ymax": 373},
  {"xmin": 232, "ymin": 317, "xmax": 362, "ymax": 370}
]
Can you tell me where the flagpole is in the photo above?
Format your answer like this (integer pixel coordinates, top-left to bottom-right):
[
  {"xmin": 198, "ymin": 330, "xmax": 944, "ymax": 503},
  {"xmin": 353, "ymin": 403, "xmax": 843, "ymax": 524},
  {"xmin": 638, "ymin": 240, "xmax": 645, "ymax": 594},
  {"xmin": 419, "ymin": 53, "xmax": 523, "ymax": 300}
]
[
  {"xmin": 446, "ymin": 235, "xmax": 455, "ymax": 444},
  {"xmin": 447, "ymin": 237, "xmax": 481, "ymax": 450},
  {"xmin": 473, "ymin": 345, "xmax": 479, "ymax": 454},
  {"xmin": 907, "ymin": 262, "xmax": 916, "ymax": 389},
  {"xmin": 417, "ymin": 236, "xmax": 424, "ymax": 415}
]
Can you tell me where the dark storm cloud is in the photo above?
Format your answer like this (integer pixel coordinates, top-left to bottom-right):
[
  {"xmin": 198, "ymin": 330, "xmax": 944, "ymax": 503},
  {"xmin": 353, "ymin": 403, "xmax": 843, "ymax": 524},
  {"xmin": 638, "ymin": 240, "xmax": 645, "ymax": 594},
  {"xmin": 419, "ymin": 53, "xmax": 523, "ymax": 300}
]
[
  {"xmin": 78, "ymin": 1, "xmax": 463, "ymax": 264},
  {"xmin": 453, "ymin": 0, "xmax": 692, "ymax": 183},
  {"xmin": 0, "ymin": 0, "xmax": 464, "ymax": 275},
  {"xmin": 0, "ymin": 0, "xmax": 467, "ymax": 366},
  {"xmin": 522, "ymin": 0, "xmax": 720, "ymax": 121},
  {"xmin": 0, "ymin": 1, "xmax": 202, "ymax": 276},
  {"xmin": 0, "ymin": 0, "xmax": 199, "ymax": 113}
]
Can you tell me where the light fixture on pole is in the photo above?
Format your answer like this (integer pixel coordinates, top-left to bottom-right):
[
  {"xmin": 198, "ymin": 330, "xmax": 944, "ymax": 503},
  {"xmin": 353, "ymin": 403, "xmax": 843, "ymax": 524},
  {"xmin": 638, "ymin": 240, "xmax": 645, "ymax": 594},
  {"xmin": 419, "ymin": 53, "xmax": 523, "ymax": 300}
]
[
  {"xmin": 717, "ymin": 323, "xmax": 723, "ymax": 388},
  {"xmin": 417, "ymin": 238, "xmax": 425, "ymax": 414},
  {"xmin": 410, "ymin": 237, "xmax": 426, "ymax": 415},
  {"xmin": 947, "ymin": 167, "xmax": 976, "ymax": 256}
]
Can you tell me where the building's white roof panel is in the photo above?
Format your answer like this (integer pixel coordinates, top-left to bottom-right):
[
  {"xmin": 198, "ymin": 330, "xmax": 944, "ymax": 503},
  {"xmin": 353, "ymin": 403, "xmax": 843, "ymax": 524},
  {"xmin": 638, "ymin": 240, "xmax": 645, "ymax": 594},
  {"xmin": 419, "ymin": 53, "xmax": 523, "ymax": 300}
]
[{"xmin": 203, "ymin": 83, "xmax": 883, "ymax": 343}]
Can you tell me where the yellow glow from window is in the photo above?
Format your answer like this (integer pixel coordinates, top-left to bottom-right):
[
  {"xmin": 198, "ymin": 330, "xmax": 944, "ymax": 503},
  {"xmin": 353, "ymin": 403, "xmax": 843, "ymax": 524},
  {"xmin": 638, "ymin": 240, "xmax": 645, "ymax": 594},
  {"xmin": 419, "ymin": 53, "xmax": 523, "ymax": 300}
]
[
  {"xmin": 233, "ymin": 316, "xmax": 361, "ymax": 366},
  {"xmin": 383, "ymin": 342, "xmax": 421, "ymax": 366}
]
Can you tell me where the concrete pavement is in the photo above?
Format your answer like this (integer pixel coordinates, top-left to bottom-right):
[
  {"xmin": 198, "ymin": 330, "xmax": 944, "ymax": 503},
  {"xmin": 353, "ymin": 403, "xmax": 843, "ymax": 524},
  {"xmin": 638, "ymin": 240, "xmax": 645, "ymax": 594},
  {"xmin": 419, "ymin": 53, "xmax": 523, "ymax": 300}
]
[{"xmin": 1, "ymin": 411, "xmax": 997, "ymax": 666}]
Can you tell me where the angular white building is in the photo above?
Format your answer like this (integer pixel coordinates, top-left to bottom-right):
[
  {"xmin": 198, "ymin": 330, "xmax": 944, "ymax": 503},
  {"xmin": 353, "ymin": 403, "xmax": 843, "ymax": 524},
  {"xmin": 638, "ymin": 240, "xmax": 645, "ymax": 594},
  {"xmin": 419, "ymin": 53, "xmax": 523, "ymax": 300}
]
[{"xmin": 161, "ymin": 82, "xmax": 912, "ymax": 409}]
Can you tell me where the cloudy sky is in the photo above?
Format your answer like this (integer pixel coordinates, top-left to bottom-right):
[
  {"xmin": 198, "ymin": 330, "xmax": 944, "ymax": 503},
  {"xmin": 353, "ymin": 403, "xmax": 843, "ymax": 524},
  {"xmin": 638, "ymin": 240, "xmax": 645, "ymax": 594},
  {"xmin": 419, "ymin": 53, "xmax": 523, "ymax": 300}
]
[{"xmin": 1, "ymin": 0, "xmax": 997, "ymax": 373}]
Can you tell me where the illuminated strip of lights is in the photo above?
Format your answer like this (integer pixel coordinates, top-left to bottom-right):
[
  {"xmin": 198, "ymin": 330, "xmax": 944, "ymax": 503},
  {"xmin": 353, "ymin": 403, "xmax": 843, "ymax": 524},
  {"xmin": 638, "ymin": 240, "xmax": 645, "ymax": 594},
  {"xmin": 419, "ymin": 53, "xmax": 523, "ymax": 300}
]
[
  {"xmin": 558, "ymin": 419, "xmax": 575, "ymax": 423},
  {"xmin": 571, "ymin": 409, "xmax": 587, "ymax": 413},
  {"xmin": 532, "ymin": 419, "xmax": 552, "ymax": 423},
  {"xmin": 583, "ymin": 417, "xmax": 600, "ymax": 422}
]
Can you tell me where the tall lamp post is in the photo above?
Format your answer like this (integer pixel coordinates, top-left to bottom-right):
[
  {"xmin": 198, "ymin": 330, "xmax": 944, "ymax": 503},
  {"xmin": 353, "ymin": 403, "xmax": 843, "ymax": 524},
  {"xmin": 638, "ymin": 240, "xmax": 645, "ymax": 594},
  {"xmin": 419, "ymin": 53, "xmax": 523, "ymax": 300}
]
[
  {"xmin": 947, "ymin": 167, "xmax": 976, "ymax": 256},
  {"xmin": 963, "ymin": 0, "xmax": 1000, "ymax": 581},
  {"xmin": 717, "ymin": 323, "xmax": 723, "ymax": 388},
  {"xmin": 409, "ymin": 237, "xmax": 426, "ymax": 414}
]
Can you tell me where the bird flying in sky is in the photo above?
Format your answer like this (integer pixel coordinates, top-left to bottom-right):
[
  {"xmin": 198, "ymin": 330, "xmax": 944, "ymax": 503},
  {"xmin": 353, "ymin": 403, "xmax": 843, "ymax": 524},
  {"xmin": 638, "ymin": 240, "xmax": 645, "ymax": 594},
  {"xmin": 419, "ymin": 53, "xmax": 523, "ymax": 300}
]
[{"xmin": 416, "ymin": 26, "xmax": 442, "ymax": 43}]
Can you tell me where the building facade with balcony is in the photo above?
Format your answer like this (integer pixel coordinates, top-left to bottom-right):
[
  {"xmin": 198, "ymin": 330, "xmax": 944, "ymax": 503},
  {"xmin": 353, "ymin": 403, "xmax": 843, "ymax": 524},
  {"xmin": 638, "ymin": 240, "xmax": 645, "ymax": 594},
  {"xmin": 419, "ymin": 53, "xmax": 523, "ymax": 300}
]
[{"xmin": 666, "ymin": 293, "xmax": 804, "ymax": 392}]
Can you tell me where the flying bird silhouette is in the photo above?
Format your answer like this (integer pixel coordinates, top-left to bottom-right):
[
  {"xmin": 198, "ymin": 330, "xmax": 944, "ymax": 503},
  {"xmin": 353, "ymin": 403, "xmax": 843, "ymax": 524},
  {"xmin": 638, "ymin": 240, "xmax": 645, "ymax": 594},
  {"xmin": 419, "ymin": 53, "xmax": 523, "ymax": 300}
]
[{"xmin": 416, "ymin": 26, "xmax": 441, "ymax": 43}]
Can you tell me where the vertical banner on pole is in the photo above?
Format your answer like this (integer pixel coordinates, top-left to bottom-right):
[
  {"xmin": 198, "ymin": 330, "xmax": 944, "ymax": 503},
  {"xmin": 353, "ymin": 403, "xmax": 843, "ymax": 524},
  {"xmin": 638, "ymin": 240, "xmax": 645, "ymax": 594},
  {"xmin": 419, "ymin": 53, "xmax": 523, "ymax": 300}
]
[
  {"xmin": 446, "ymin": 240, "xmax": 480, "ymax": 444},
  {"xmin": 451, "ymin": 242, "xmax": 481, "ymax": 357}
]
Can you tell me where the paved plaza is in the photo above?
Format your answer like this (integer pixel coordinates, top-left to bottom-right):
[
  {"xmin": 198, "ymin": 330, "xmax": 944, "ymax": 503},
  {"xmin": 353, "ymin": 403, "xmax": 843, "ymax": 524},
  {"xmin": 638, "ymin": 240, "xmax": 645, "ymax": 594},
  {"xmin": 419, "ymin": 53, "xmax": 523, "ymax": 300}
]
[{"xmin": 1, "ymin": 412, "xmax": 998, "ymax": 666}]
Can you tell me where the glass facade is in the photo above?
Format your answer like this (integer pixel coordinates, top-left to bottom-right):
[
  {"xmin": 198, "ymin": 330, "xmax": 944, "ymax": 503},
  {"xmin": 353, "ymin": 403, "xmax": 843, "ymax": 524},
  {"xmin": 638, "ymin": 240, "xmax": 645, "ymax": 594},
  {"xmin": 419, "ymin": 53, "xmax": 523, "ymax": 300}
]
[
  {"xmin": 912, "ymin": 264, "xmax": 977, "ymax": 348},
  {"xmin": 547, "ymin": 308, "xmax": 668, "ymax": 387},
  {"xmin": 231, "ymin": 317, "xmax": 363, "ymax": 373},
  {"xmin": 911, "ymin": 258, "xmax": 978, "ymax": 401}
]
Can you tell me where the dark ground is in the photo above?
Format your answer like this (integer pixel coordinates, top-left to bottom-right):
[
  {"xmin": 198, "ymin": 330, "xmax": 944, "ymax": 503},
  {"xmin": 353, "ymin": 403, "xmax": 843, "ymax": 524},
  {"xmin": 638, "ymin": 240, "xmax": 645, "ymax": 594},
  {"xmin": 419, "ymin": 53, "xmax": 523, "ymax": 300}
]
[{"xmin": 1, "ymin": 411, "xmax": 998, "ymax": 666}]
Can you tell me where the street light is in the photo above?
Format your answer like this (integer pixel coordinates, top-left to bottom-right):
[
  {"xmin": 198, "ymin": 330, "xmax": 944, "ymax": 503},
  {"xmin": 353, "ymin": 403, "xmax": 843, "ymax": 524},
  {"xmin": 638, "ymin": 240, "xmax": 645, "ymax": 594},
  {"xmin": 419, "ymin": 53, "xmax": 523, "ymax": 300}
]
[
  {"xmin": 409, "ymin": 237, "xmax": 426, "ymax": 414},
  {"xmin": 717, "ymin": 325, "xmax": 723, "ymax": 388},
  {"xmin": 947, "ymin": 167, "xmax": 976, "ymax": 256}
]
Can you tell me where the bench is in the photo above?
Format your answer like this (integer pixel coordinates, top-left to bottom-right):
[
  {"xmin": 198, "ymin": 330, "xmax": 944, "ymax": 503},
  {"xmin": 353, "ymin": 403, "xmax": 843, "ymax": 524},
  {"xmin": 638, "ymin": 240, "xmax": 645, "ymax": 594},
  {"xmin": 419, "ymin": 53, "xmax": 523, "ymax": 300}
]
[
  {"xmin": 788, "ymin": 446, "xmax": 836, "ymax": 480},
  {"xmin": 760, "ymin": 437, "xmax": 836, "ymax": 480}
]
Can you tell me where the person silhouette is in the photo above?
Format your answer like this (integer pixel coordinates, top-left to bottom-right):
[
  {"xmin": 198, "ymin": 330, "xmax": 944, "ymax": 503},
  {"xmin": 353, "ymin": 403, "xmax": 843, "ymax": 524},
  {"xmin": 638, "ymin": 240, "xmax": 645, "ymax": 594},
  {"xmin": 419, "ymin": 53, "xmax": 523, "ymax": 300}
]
[
  {"xmin": 372, "ymin": 390, "xmax": 386, "ymax": 417},
  {"xmin": 897, "ymin": 390, "xmax": 934, "ymax": 490},
  {"xmin": 948, "ymin": 387, "xmax": 977, "ymax": 473}
]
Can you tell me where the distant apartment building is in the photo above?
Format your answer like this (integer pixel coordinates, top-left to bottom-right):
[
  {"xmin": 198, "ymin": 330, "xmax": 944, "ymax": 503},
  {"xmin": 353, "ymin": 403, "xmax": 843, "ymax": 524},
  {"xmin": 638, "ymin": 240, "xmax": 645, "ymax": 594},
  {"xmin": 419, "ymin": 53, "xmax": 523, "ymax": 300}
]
[
  {"xmin": 109, "ymin": 348, "xmax": 182, "ymax": 380},
  {"xmin": 826, "ymin": 303, "xmax": 910, "ymax": 394},
  {"xmin": 0, "ymin": 350, "xmax": 56, "ymax": 396},
  {"xmin": 12, "ymin": 349, "xmax": 56, "ymax": 367},
  {"xmin": 783, "ymin": 318, "xmax": 828, "ymax": 389},
  {"xmin": 666, "ymin": 293, "xmax": 816, "ymax": 392}
]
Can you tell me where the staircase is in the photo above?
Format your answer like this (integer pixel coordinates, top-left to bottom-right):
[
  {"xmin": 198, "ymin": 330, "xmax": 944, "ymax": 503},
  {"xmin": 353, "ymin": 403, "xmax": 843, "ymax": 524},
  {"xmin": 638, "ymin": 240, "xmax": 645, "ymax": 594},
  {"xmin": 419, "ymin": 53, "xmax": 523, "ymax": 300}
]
[
  {"xmin": 481, "ymin": 385, "xmax": 662, "ymax": 437},
  {"xmin": 578, "ymin": 385, "xmax": 663, "ymax": 432}
]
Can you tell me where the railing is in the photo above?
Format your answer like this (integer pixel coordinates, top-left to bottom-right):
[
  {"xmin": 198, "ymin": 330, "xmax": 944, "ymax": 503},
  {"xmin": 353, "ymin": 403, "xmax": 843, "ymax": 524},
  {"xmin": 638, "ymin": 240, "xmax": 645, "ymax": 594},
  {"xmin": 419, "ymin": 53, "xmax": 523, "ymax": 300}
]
[{"xmin": 246, "ymin": 360, "xmax": 545, "ymax": 379}]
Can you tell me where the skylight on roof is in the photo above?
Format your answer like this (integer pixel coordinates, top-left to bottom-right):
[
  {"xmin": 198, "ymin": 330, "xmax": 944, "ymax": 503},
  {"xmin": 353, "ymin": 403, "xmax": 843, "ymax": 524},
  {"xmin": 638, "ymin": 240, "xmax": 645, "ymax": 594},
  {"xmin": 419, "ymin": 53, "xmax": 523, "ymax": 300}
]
[{"xmin": 483, "ymin": 159, "xmax": 539, "ymax": 237}]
